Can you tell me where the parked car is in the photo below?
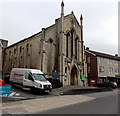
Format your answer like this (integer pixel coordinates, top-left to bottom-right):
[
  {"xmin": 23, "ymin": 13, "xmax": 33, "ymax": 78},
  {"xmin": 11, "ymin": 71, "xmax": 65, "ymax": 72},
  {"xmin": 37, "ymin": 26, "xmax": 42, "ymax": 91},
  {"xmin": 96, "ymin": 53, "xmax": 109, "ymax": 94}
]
[{"xmin": 96, "ymin": 81, "xmax": 117, "ymax": 89}]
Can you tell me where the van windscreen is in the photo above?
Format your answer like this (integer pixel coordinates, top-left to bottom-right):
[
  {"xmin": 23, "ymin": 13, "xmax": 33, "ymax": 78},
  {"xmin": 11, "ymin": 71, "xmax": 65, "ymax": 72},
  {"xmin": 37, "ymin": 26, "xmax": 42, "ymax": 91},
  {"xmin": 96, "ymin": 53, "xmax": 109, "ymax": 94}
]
[{"xmin": 32, "ymin": 73, "xmax": 47, "ymax": 81}]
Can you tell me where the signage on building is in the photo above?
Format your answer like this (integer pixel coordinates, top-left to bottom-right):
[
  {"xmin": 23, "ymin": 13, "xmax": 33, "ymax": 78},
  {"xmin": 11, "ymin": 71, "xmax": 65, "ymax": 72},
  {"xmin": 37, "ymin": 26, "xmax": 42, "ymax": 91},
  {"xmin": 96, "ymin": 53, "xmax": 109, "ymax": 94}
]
[
  {"xmin": 81, "ymin": 75, "xmax": 85, "ymax": 80},
  {"xmin": 0, "ymin": 85, "xmax": 11, "ymax": 95}
]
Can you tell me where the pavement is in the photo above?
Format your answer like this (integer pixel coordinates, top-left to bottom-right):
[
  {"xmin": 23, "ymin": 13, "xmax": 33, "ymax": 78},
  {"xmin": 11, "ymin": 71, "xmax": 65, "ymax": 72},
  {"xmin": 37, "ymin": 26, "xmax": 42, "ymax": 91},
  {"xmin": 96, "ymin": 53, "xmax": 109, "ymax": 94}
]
[
  {"xmin": 1, "ymin": 85, "xmax": 113, "ymax": 102},
  {"xmin": 1, "ymin": 85, "xmax": 115, "ymax": 114},
  {"xmin": 2, "ymin": 94, "xmax": 95, "ymax": 114}
]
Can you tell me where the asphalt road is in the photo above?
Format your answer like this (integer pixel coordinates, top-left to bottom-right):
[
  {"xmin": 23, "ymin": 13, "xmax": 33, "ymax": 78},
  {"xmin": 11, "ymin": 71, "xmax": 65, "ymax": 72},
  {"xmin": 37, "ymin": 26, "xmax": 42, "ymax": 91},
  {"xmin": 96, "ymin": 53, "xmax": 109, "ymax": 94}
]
[
  {"xmin": 9, "ymin": 86, "xmax": 52, "ymax": 98},
  {"xmin": 38, "ymin": 91, "xmax": 119, "ymax": 114}
]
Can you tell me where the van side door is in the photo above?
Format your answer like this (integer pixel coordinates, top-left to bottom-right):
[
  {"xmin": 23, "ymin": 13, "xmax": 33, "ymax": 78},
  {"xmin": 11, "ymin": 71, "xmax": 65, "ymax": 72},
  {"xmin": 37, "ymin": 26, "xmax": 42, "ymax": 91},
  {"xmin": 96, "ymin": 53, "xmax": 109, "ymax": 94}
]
[{"xmin": 23, "ymin": 72, "xmax": 34, "ymax": 88}]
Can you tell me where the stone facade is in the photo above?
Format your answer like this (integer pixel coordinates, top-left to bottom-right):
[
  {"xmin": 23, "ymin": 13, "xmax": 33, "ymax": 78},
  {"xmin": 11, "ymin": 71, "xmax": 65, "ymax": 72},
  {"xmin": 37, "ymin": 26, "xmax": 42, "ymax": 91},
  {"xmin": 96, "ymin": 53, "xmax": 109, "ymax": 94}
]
[{"xmin": 3, "ymin": 1, "xmax": 86, "ymax": 86}]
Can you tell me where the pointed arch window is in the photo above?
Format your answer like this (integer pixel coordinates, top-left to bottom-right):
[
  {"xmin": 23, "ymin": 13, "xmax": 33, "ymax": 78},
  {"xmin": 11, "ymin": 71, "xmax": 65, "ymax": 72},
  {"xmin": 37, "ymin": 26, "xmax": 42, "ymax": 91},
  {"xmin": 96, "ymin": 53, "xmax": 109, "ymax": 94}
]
[
  {"xmin": 66, "ymin": 33, "xmax": 70, "ymax": 57},
  {"xmin": 75, "ymin": 37, "xmax": 78, "ymax": 59},
  {"xmin": 14, "ymin": 49, "xmax": 16, "ymax": 54},
  {"xmin": 20, "ymin": 46, "xmax": 22, "ymax": 53},
  {"xmin": 47, "ymin": 38, "xmax": 53, "ymax": 73},
  {"xmin": 71, "ymin": 29, "xmax": 74, "ymax": 58},
  {"xmin": 26, "ymin": 43, "xmax": 29, "ymax": 56},
  {"xmin": 26, "ymin": 43, "xmax": 29, "ymax": 51}
]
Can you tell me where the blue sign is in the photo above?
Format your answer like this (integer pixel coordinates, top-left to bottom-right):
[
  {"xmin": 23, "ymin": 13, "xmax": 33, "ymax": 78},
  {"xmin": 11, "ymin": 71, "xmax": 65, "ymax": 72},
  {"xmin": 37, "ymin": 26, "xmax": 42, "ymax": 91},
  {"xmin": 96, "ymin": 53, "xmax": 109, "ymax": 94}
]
[
  {"xmin": 52, "ymin": 70, "xmax": 59, "ymax": 80},
  {"xmin": 0, "ymin": 85, "xmax": 11, "ymax": 95}
]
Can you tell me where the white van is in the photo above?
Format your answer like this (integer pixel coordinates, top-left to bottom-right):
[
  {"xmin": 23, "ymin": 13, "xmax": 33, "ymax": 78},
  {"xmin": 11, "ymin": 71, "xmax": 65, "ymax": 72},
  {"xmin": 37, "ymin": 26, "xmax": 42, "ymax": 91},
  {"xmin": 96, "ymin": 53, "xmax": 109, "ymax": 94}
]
[{"xmin": 10, "ymin": 68, "xmax": 52, "ymax": 93}]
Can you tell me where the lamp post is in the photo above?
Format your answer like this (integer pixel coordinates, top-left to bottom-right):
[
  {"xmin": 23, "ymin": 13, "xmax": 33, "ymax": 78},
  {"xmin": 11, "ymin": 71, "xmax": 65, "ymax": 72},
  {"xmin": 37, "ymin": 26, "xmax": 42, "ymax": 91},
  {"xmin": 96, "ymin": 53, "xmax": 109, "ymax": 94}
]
[{"xmin": 0, "ymin": 40, "xmax": 3, "ymax": 78}]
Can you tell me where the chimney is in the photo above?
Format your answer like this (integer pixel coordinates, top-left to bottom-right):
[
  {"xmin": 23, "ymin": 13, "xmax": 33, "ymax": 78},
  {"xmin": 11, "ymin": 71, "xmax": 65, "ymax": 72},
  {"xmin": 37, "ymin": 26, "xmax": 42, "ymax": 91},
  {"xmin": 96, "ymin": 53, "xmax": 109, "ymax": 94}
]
[
  {"xmin": 115, "ymin": 54, "xmax": 118, "ymax": 57},
  {"xmin": 86, "ymin": 47, "xmax": 89, "ymax": 51}
]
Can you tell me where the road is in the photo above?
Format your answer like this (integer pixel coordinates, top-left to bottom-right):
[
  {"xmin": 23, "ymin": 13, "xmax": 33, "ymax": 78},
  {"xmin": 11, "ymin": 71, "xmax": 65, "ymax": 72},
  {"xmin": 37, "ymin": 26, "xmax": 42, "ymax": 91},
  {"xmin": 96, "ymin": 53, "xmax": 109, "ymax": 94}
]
[
  {"xmin": 37, "ymin": 89, "xmax": 119, "ymax": 114},
  {"xmin": 4, "ymin": 86, "xmax": 52, "ymax": 99},
  {"xmin": 2, "ymin": 88, "xmax": 119, "ymax": 115}
]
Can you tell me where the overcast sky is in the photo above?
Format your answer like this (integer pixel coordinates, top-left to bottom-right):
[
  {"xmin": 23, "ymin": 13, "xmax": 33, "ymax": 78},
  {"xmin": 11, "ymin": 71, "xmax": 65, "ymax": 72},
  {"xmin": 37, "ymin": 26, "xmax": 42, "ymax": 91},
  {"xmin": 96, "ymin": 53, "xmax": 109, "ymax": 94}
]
[{"xmin": 0, "ymin": 0, "xmax": 119, "ymax": 55}]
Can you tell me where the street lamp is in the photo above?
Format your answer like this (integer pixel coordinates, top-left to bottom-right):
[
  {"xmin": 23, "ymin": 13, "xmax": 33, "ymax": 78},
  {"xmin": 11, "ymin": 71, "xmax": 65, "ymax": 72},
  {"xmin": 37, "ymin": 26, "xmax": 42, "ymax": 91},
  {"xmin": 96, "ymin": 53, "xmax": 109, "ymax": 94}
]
[{"xmin": 0, "ymin": 40, "xmax": 3, "ymax": 79}]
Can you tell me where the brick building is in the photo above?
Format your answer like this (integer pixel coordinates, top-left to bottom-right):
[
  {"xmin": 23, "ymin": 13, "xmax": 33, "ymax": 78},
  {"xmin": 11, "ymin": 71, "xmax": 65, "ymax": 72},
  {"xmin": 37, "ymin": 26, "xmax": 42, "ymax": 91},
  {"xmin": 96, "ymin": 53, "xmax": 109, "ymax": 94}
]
[{"xmin": 86, "ymin": 48, "xmax": 120, "ymax": 86}]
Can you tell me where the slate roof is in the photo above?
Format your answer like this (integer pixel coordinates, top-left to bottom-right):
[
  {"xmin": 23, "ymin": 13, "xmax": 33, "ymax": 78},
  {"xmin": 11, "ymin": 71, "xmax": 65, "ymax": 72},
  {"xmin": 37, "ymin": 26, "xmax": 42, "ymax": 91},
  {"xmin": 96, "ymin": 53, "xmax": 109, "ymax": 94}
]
[{"xmin": 88, "ymin": 50, "xmax": 120, "ymax": 61}]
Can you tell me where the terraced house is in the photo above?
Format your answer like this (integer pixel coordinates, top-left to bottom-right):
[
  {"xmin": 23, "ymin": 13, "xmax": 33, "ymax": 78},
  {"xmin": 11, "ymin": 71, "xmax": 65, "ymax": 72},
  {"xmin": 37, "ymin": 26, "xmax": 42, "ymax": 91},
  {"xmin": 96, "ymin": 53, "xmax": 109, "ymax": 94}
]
[
  {"xmin": 3, "ymin": 1, "xmax": 87, "ymax": 86},
  {"xmin": 86, "ymin": 48, "xmax": 120, "ymax": 86}
]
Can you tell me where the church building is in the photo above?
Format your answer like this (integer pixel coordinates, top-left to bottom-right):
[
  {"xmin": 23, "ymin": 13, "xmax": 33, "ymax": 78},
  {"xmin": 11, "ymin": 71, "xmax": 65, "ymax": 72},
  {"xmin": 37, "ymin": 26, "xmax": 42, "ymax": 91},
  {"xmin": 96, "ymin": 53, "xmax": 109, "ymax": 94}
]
[{"xmin": 3, "ymin": 1, "xmax": 87, "ymax": 86}]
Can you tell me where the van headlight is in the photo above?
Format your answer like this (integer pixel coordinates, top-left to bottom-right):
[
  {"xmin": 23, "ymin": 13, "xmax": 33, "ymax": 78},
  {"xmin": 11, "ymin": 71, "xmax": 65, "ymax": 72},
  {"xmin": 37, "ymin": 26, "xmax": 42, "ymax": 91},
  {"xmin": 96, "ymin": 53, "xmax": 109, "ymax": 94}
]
[{"xmin": 40, "ymin": 84, "xmax": 42, "ymax": 88}]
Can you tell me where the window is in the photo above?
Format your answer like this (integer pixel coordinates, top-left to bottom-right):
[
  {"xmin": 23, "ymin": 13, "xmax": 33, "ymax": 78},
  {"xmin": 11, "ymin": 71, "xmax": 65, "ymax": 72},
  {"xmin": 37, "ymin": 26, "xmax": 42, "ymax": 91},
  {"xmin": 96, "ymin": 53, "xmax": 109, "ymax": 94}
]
[
  {"xmin": 20, "ymin": 46, "xmax": 22, "ymax": 52},
  {"xmin": 65, "ymin": 67, "xmax": 67, "ymax": 73},
  {"xmin": 99, "ymin": 67, "xmax": 102, "ymax": 73},
  {"xmin": 99, "ymin": 66, "xmax": 104, "ymax": 73},
  {"xmin": 115, "ymin": 68, "xmax": 118, "ymax": 73},
  {"xmin": 9, "ymin": 51, "xmax": 11, "ymax": 55},
  {"xmin": 108, "ymin": 59, "xmax": 112, "ymax": 64},
  {"xmin": 9, "ymin": 51, "xmax": 11, "ymax": 57},
  {"xmin": 88, "ymin": 66, "xmax": 91, "ymax": 73},
  {"xmin": 98, "ymin": 57, "xmax": 101, "ymax": 63},
  {"xmin": 26, "ymin": 43, "xmax": 30, "ymax": 56},
  {"xmin": 25, "ymin": 72, "xmax": 29, "ymax": 79},
  {"xmin": 65, "ymin": 67, "xmax": 67, "ymax": 80},
  {"xmin": 71, "ymin": 29, "xmax": 74, "ymax": 58},
  {"xmin": 47, "ymin": 38, "xmax": 53, "ymax": 73},
  {"xmin": 32, "ymin": 73, "xmax": 47, "ymax": 81},
  {"xmin": 14, "ymin": 49, "xmax": 16, "ymax": 54},
  {"xmin": 99, "ymin": 57, "xmax": 104, "ymax": 64},
  {"xmin": 26, "ymin": 43, "xmax": 29, "ymax": 51},
  {"xmin": 87, "ymin": 57, "xmax": 91, "ymax": 63},
  {"xmin": 48, "ymin": 38, "xmax": 53, "ymax": 43},
  {"xmin": 115, "ymin": 60, "xmax": 118, "ymax": 65},
  {"xmin": 75, "ymin": 37, "xmax": 78, "ymax": 59},
  {"xmin": 109, "ymin": 67, "xmax": 113, "ymax": 74},
  {"xmin": 66, "ymin": 33, "xmax": 70, "ymax": 57}
]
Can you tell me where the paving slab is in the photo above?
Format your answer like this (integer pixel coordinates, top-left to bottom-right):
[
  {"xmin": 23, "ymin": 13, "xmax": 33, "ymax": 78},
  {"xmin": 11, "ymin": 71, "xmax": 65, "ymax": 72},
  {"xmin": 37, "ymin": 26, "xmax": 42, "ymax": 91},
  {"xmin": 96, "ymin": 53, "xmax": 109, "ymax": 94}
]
[{"xmin": 4, "ymin": 107, "xmax": 27, "ymax": 114}]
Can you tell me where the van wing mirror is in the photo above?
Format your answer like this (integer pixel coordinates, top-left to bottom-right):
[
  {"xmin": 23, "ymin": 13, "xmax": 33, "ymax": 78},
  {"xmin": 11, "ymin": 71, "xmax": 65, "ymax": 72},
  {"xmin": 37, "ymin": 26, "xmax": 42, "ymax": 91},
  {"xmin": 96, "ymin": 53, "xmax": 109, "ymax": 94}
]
[{"xmin": 28, "ymin": 74, "xmax": 34, "ymax": 81}]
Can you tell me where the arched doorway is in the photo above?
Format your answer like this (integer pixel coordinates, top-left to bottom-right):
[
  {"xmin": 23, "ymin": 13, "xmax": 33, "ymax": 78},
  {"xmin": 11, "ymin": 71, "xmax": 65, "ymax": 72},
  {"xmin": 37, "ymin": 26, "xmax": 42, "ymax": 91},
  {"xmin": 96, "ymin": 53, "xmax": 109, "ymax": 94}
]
[{"xmin": 70, "ymin": 66, "xmax": 78, "ymax": 85}]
